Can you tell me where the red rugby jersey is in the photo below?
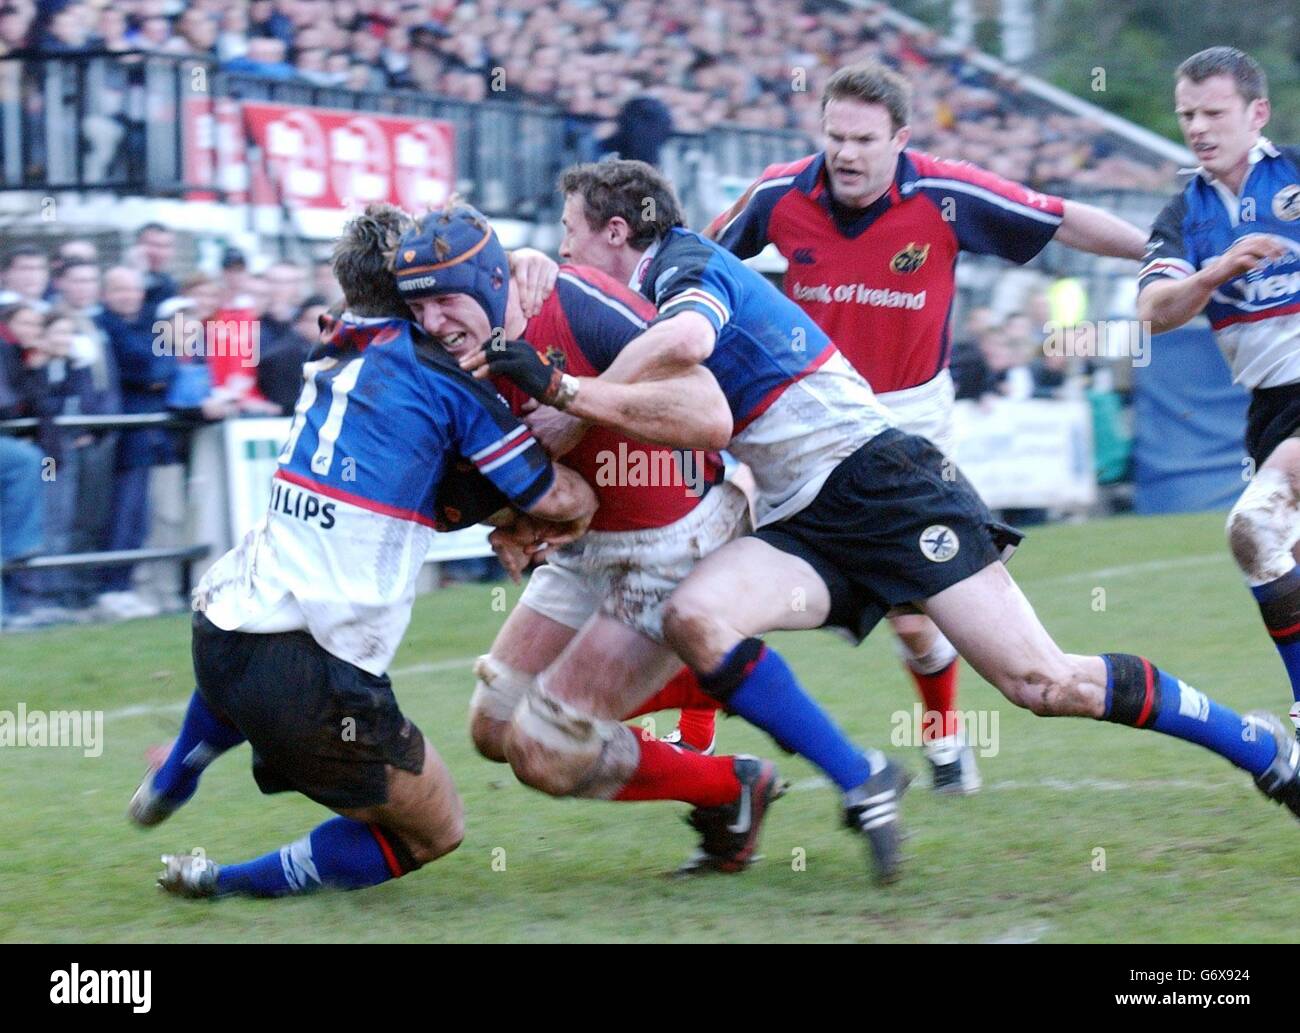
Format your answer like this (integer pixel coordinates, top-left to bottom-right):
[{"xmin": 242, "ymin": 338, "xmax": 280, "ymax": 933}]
[
  {"xmin": 707, "ymin": 151, "xmax": 1065, "ymax": 394},
  {"xmin": 493, "ymin": 264, "xmax": 724, "ymax": 532}
]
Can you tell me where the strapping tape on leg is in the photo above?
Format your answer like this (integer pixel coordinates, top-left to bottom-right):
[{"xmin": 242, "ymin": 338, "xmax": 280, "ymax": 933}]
[{"xmin": 469, "ymin": 654, "xmax": 535, "ymax": 723}]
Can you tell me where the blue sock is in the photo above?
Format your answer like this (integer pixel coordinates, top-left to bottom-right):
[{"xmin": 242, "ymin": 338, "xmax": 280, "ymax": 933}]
[
  {"xmin": 1102, "ymin": 654, "xmax": 1278, "ymax": 775},
  {"xmin": 151, "ymin": 691, "xmax": 246, "ymax": 804},
  {"xmin": 216, "ymin": 817, "xmax": 403, "ymax": 898},
  {"xmin": 1250, "ymin": 570, "xmax": 1300, "ymax": 703},
  {"xmin": 700, "ymin": 639, "xmax": 875, "ymax": 792}
]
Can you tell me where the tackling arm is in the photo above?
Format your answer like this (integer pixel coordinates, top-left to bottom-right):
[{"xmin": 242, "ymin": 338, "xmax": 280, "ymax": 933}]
[{"xmin": 1053, "ymin": 200, "xmax": 1148, "ymax": 260}]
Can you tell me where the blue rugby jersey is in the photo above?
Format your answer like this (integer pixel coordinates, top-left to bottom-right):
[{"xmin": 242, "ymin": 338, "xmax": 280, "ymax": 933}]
[
  {"xmin": 630, "ymin": 227, "xmax": 894, "ymax": 526},
  {"xmin": 196, "ymin": 313, "xmax": 553, "ymax": 675},
  {"xmin": 1140, "ymin": 138, "xmax": 1300, "ymax": 388}
]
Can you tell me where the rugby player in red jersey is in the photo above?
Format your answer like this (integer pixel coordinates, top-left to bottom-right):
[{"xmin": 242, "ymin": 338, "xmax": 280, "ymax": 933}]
[
  {"xmin": 393, "ymin": 203, "xmax": 784, "ymax": 874},
  {"xmin": 695, "ymin": 60, "xmax": 1150, "ymax": 790}
]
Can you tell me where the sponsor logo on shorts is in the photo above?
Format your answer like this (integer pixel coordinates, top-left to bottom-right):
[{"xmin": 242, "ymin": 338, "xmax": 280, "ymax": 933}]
[
  {"xmin": 919, "ymin": 524, "xmax": 959, "ymax": 562},
  {"xmin": 1273, "ymin": 184, "xmax": 1300, "ymax": 222}
]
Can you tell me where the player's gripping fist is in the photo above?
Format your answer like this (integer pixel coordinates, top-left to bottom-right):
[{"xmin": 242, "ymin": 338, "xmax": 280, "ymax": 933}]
[{"xmin": 477, "ymin": 338, "xmax": 580, "ymax": 409}]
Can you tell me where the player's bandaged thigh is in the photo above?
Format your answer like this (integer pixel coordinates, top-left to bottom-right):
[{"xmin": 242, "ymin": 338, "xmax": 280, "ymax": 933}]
[
  {"xmin": 517, "ymin": 551, "xmax": 604, "ymax": 632},
  {"xmin": 1225, "ymin": 466, "xmax": 1300, "ymax": 584},
  {"xmin": 507, "ymin": 681, "xmax": 640, "ymax": 799},
  {"xmin": 469, "ymin": 654, "xmax": 535, "ymax": 724}
]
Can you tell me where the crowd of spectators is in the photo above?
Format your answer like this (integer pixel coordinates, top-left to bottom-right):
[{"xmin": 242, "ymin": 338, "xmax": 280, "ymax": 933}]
[
  {"xmin": 0, "ymin": 227, "xmax": 339, "ymax": 627},
  {"xmin": 0, "ymin": 0, "xmax": 1178, "ymax": 191}
]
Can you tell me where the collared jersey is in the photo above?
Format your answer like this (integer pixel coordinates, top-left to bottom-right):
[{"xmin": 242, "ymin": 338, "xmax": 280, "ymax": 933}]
[
  {"xmin": 707, "ymin": 150, "xmax": 1065, "ymax": 393},
  {"xmin": 494, "ymin": 263, "xmax": 724, "ymax": 531},
  {"xmin": 631, "ymin": 227, "xmax": 895, "ymax": 526},
  {"xmin": 1140, "ymin": 138, "xmax": 1300, "ymax": 389},
  {"xmin": 197, "ymin": 314, "xmax": 553, "ymax": 675}
]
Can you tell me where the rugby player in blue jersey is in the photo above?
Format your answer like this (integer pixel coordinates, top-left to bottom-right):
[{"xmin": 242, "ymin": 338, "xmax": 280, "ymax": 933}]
[
  {"xmin": 470, "ymin": 160, "xmax": 1300, "ymax": 884},
  {"xmin": 1138, "ymin": 47, "xmax": 1300, "ymax": 737},
  {"xmin": 128, "ymin": 204, "xmax": 598, "ymax": 899}
]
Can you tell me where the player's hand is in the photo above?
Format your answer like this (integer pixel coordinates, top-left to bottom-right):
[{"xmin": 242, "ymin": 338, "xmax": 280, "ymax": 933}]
[
  {"xmin": 524, "ymin": 404, "xmax": 587, "ymax": 458},
  {"xmin": 508, "ymin": 248, "xmax": 559, "ymax": 318},
  {"xmin": 476, "ymin": 337, "xmax": 565, "ymax": 404},
  {"xmin": 1208, "ymin": 234, "xmax": 1291, "ymax": 284},
  {"xmin": 488, "ymin": 523, "xmax": 535, "ymax": 583}
]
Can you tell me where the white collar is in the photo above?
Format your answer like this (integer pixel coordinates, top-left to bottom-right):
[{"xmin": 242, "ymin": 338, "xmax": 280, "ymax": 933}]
[
  {"xmin": 628, "ymin": 240, "xmax": 660, "ymax": 290},
  {"xmin": 1181, "ymin": 136, "xmax": 1279, "ymax": 182},
  {"xmin": 340, "ymin": 310, "xmax": 396, "ymax": 325}
]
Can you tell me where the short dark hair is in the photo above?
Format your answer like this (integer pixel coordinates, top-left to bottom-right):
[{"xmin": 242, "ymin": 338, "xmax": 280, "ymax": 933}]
[
  {"xmin": 333, "ymin": 203, "xmax": 415, "ymax": 318},
  {"xmin": 821, "ymin": 61, "xmax": 912, "ymax": 131},
  {"xmin": 136, "ymin": 222, "xmax": 171, "ymax": 239},
  {"xmin": 1176, "ymin": 47, "xmax": 1268, "ymax": 104},
  {"xmin": 2, "ymin": 245, "xmax": 46, "ymax": 271},
  {"xmin": 558, "ymin": 160, "xmax": 684, "ymax": 250}
]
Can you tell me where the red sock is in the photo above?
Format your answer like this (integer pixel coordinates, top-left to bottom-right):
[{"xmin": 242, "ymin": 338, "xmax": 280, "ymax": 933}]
[
  {"xmin": 675, "ymin": 707, "xmax": 717, "ymax": 751},
  {"xmin": 613, "ymin": 734, "xmax": 739, "ymax": 806},
  {"xmin": 908, "ymin": 658, "xmax": 960, "ymax": 741},
  {"xmin": 623, "ymin": 666, "xmax": 720, "ymax": 719}
]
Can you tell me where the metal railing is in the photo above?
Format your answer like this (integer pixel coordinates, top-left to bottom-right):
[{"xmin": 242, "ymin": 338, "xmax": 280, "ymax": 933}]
[
  {"xmin": 0, "ymin": 51, "xmax": 813, "ymax": 220},
  {"xmin": 0, "ymin": 411, "xmax": 210, "ymax": 630}
]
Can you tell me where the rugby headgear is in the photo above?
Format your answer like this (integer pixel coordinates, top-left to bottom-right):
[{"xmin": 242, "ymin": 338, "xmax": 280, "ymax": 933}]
[{"xmin": 393, "ymin": 203, "xmax": 509, "ymax": 332}]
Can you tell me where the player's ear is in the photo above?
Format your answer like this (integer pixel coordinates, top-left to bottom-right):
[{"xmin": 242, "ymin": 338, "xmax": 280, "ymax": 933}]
[
  {"xmin": 893, "ymin": 124, "xmax": 911, "ymax": 152},
  {"xmin": 606, "ymin": 216, "xmax": 632, "ymax": 248},
  {"xmin": 1249, "ymin": 97, "xmax": 1270, "ymax": 133}
]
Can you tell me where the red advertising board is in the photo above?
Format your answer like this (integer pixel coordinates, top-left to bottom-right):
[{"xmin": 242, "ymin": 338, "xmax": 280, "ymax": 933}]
[{"xmin": 184, "ymin": 100, "xmax": 455, "ymax": 211}]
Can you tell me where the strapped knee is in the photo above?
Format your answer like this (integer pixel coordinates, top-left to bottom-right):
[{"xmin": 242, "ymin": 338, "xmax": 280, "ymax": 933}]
[
  {"xmin": 1226, "ymin": 469, "xmax": 1300, "ymax": 585},
  {"xmin": 507, "ymin": 682, "xmax": 638, "ymax": 799},
  {"xmin": 469, "ymin": 654, "xmax": 534, "ymax": 723}
]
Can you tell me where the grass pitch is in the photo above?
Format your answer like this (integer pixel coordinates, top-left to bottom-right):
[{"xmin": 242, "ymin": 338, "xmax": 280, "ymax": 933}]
[{"xmin": 3, "ymin": 510, "xmax": 1298, "ymax": 943}]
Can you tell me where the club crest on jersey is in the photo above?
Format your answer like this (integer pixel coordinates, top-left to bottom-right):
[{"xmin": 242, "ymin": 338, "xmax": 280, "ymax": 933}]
[
  {"xmin": 1273, "ymin": 185, "xmax": 1300, "ymax": 222},
  {"xmin": 545, "ymin": 346, "xmax": 567, "ymax": 370},
  {"xmin": 403, "ymin": 249, "xmax": 416, "ymax": 262},
  {"xmin": 890, "ymin": 242, "xmax": 930, "ymax": 274},
  {"xmin": 919, "ymin": 524, "xmax": 959, "ymax": 562}
]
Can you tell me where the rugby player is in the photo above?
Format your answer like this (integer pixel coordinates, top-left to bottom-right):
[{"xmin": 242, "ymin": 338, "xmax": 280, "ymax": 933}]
[
  {"xmin": 691, "ymin": 60, "xmax": 1150, "ymax": 791},
  {"xmin": 1136, "ymin": 47, "xmax": 1300, "ymax": 737},
  {"xmin": 391, "ymin": 203, "xmax": 784, "ymax": 874},
  {"xmin": 127, "ymin": 204, "xmax": 598, "ymax": 899},
  {"xmin": 473, "ymin": 159, "xmax": 1300, "ymax": 884}
]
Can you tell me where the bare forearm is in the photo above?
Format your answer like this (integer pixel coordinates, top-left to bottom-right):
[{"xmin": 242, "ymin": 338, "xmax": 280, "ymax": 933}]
[
  {"xmin": 1137, "ymin": 272, "xmax": 1217, "ymax": 334},
  {"xmin": 600, "ymin": 311, "xmax": 717, "ymax": 384},
  {"xmin": 528, "ymin": 464, "xmax": 597, "ymax": 523},
  {"xmin": 1055, "ymin": 200, "xmax": 1148, "ymax": 260},
  {"xmin": 565, "ymin": 367, "xmax": 732, "ymax": 449}
]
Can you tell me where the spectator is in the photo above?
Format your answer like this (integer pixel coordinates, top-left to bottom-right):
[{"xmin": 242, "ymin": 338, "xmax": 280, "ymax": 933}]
[
  {"xmin": 221, "ymin": 35, "xmax": 297, "ymax": 79},
  {"xmin": 20, "ymin": 308, "xmax": 105, "ymax": 609},
  {"xmin": 132, "ymin": 223, "xmax": 178, "ymax": 319},
  {"xmin": 0, "ymin": 4, "xmax": 34, "ymax": 56},
  {"xmin": 0, "ymin": 245, "xmax": 50, "ymax": 309},
  {"xmin": 0, "ymin": 318, "xmax": 46, "ymax": 624},
  {"xmin": 251, "ymin": 261, "xmax": 308, "ymax": 413},
  {"xmin": 94, "ymin": 264, "xmax": 172, "ymax": 620},
  {"xmin": 311, "ymin": 256, "xmax": 341, "ymax": 305},
  {"xmin": 599, "ymin": 94, "xmax": 675, "ymax": 167},
  {"xmin": 252, "ymin": 291, "xmax": 317, "ymax": 412}
]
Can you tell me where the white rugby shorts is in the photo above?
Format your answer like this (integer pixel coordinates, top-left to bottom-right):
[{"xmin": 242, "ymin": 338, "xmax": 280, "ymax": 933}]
[
  {"xmin": 519, "ymin": 480, "xmax": 751, "ymax": 642},
  {"xmin": 878, "ymin": 368, "xmax": 956, "ymax": 457}
]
